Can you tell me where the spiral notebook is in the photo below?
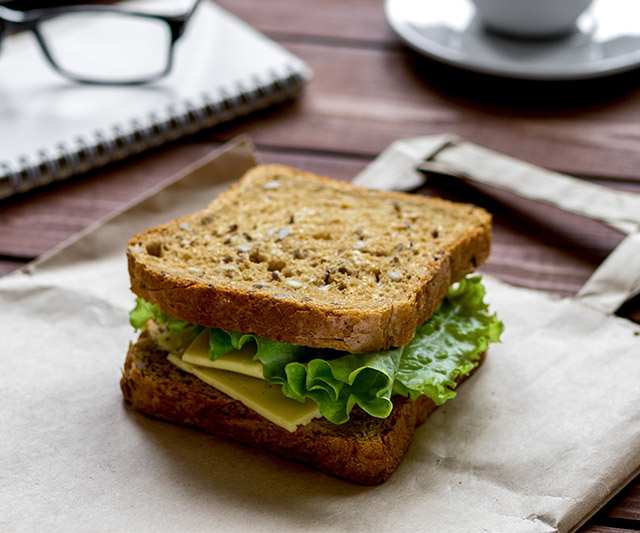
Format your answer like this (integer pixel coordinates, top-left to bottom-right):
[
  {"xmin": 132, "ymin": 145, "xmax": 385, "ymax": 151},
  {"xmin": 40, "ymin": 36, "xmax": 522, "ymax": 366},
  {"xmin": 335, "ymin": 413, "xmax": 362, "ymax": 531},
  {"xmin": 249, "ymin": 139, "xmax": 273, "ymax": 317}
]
[{"xmin": 0, "ymin": 1, "xmax": 311, "ymax": 200}]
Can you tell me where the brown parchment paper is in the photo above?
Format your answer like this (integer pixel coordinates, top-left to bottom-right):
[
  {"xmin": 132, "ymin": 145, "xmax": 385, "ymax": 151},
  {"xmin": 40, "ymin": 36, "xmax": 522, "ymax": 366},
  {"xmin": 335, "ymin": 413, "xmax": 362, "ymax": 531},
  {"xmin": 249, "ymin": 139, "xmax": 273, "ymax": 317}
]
[{"xmin": 2, "ymin": 137, "xmax": 640, "ymax": 533}]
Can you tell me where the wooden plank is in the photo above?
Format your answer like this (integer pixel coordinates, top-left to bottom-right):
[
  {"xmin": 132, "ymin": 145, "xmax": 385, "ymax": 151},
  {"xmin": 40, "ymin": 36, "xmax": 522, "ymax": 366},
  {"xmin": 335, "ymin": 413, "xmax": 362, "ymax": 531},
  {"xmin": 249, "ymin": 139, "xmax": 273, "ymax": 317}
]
[
  {"xmin": 216, "ymin": 0, "xmax": 396, "ymax": 44},
  {"xmin": 0, "ymin": 143, "xmax": 215, "ymax": 258},
  {"xmin": 0, "ymin": 259, "xmax": 26, "ymax": 277},
  {"xmin": 211, "ymin": 42, "xmax": 640, "ymax": 180},
  {"xmin": 603, "ymin": 478, "xmax": 640, "ymax": 522},
  {"xmin": 582, "ymin": 527, "xmax": 638, "ymax": 533}
]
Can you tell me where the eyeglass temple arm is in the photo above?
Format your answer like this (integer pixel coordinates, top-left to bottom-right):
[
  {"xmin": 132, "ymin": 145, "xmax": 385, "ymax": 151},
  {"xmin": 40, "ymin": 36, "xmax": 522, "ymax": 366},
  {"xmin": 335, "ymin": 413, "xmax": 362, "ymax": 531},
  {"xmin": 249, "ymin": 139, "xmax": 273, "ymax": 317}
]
[
  {"xmin": 0, "ymin": 5, "xmax": 29, "ymax": 24},
  {"xmin": 166, "ymin": 0, "xmax": 202, "ymax": 41}
]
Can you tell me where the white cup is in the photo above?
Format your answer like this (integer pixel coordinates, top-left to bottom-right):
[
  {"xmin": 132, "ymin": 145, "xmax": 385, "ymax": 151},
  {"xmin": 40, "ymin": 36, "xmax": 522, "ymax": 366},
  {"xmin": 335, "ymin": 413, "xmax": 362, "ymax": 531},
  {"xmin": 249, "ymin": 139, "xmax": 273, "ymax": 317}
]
[{"xmin": 470, "ymin": 0, "xmax": 594, "ymax": 39}]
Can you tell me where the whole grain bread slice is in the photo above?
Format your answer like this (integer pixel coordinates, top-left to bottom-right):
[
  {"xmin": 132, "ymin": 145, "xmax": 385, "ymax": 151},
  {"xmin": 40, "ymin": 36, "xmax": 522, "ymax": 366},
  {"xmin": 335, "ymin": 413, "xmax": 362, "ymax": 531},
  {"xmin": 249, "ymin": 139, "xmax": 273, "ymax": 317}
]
[
  {"xmin": 121, "ymin": 322, "xmax": 485, "ymax": 485},
  {"xmin": 127, "ymin": 165, "xmax": 491, "ymax": 353}
]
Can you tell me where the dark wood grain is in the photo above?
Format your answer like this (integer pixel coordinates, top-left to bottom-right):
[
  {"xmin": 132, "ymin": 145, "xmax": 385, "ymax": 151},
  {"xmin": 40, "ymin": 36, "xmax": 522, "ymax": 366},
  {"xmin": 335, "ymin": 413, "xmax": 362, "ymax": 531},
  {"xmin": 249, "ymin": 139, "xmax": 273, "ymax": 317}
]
[
  {"xmin": 0, "ymin": 142, "xmax": 215, "ymax": 261},
  {"xmin": 212, "ymin": 41, "xmax": 640, "ymax": 180},
  {"xmin": 217, "ymin": 0, "xmax": 396, "ymax": 44},
  {"xmin": 603, "ymin": 479, "xmax": 640, "ymax": 522},
  {"xmin": 581, "ymin": 525, "xmax": 637, "ymax": 533},
  {"xmin": 0, "ymin": 258, "xmax": 26, "ymax": 275},
  {"xmin": 1, "ymin": 0, "xmax": 639, "ymax": 529}
]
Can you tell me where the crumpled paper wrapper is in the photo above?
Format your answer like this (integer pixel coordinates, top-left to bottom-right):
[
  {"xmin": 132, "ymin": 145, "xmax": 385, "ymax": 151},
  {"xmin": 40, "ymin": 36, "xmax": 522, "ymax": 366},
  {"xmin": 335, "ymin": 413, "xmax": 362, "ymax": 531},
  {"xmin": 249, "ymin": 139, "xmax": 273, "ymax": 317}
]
[{"xmin": 2, "ymin": 136, "xmax": 639, "ymax": 533}]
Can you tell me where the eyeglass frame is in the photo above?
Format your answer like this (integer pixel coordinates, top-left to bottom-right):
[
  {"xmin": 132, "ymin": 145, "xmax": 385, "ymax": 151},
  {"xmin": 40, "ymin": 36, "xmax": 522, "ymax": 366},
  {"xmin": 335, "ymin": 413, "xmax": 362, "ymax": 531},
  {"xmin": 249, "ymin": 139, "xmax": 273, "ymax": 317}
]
[{"xmin": 0, "ymin": 0, "xmax": 202, "ymax": 85}]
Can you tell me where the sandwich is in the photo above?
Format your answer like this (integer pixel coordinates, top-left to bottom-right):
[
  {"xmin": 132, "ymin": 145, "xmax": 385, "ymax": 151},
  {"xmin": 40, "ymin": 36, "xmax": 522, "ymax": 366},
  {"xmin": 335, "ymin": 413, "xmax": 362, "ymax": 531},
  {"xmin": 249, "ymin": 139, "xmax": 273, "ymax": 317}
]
[{"xmin": 120, "ymin": 164, "xmax": 503, "ymax": 484}]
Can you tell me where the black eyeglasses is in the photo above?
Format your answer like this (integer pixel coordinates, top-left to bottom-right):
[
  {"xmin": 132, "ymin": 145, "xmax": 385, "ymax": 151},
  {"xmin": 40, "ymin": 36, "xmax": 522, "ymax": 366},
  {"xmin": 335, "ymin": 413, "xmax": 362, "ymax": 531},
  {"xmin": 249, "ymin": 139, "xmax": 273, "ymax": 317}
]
[{"xmin": 0, "ymin": 0, "xmax": 202, "ymax": 85}]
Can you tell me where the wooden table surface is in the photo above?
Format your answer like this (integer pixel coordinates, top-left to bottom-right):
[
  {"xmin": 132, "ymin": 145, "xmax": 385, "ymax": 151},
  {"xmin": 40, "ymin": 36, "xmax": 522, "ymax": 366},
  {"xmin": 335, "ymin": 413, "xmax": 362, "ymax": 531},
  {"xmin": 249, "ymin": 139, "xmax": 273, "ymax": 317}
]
[{"xmin": 1, "ymin": 1, "xmax": 639, "ymax": 531}]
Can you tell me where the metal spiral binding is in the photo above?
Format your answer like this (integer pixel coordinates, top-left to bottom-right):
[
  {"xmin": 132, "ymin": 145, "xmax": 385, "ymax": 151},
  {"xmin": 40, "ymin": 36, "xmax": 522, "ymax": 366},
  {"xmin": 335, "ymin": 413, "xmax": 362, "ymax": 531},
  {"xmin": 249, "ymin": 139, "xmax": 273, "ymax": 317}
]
[
  {"xmin": 38, "ymin": 148, "xmax": 60, "ymax": 187},
  {"xmin": 0, "ymin": 62, "xmax": 310, "ymax": 200}
]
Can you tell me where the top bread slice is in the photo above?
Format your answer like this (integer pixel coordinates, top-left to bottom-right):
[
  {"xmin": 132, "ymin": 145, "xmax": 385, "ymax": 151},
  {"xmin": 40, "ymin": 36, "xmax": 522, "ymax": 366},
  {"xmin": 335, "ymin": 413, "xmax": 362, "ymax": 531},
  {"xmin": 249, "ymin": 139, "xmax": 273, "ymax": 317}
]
[{"xmin": 127, "ymin": 165, "xmax": 491, "ymax": 353}]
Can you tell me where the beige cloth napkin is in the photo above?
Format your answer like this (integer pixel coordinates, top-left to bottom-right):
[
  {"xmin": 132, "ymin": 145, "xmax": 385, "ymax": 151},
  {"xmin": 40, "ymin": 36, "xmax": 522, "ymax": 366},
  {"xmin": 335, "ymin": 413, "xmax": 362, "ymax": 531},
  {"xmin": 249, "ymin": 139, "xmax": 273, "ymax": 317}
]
[{"xmin": 1, "ymin": 136, "xmax": 639, "ymax": 533}]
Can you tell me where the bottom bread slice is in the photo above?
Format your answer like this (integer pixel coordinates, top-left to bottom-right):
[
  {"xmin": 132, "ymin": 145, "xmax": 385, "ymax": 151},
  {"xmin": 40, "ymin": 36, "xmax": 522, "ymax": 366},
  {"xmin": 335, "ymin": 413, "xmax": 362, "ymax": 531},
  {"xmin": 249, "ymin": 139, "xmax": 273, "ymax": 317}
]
[{"xmin": 120, "ymin": 326, "xmax": 484, "ymax": 485}]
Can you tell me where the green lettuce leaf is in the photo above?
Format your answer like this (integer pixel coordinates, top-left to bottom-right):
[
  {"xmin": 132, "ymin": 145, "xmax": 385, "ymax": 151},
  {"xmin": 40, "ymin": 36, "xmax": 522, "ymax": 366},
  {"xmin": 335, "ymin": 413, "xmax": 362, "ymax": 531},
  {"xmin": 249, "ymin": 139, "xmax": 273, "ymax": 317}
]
[
  {"xmin": 210, "ymin": 326, "xmax": 405, "ymax": 423},
  {"xmin": 392, "ymin": 276, "xmax": 504, "ymax": 403},
  {"xmin": 130, "ymin": 298, "xmax": 203, "ymax": 347},
  {"xmin": 130, "ymin": 278, "xmax": 503, "ymax": 424},
  {"xmin": 204, "ymin": 276, "xmax": 503, "ymax": 424}
]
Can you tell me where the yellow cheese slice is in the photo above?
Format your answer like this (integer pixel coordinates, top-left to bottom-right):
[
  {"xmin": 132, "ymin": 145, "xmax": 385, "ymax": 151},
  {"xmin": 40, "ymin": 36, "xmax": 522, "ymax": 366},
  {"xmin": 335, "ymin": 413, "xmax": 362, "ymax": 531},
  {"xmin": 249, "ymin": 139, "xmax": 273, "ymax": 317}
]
[
  {"xmin": 167, "ymin": 354, "xmax": 321, "ymax": 432},
  {"xmin": 181, "ymin": 329, "xmax": 263, "ymax": 379}
]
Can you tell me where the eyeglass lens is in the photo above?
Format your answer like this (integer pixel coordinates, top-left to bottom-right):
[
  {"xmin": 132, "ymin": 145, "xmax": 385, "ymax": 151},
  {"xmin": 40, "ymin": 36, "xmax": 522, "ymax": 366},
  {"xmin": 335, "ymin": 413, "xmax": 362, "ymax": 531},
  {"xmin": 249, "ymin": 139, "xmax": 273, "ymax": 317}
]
[{"xmin": 37, "ymin": 12, "xmax": 172, "ymax": 83}]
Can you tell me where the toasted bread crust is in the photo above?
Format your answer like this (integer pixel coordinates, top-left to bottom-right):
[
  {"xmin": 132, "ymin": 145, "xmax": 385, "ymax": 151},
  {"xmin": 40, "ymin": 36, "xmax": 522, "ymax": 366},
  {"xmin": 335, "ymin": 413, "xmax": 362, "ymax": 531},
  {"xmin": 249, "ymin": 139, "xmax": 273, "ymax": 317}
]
[
  {"xmin": 120, "ymin": 325, "xmax": 485, "ymax": 485},
  {"xmin": 127, "ymin": 165, "xmax": 491, "ymax": 352}
]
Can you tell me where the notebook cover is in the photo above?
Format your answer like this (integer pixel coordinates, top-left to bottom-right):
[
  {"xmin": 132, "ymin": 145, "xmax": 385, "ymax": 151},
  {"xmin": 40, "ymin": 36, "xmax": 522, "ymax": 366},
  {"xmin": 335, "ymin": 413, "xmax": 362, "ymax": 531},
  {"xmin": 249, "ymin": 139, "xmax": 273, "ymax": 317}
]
[{"xmin": 0, "ymin": 0, "xmax": 311, "ymax": 199}]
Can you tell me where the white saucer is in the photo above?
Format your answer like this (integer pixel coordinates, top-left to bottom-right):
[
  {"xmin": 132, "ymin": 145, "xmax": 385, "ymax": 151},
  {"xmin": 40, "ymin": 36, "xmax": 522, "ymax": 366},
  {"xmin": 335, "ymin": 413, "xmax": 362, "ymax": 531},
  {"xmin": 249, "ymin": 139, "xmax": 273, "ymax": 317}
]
[{"xmin": 385, "ymin": 0, "xmax": 640, "ymax": 80}]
